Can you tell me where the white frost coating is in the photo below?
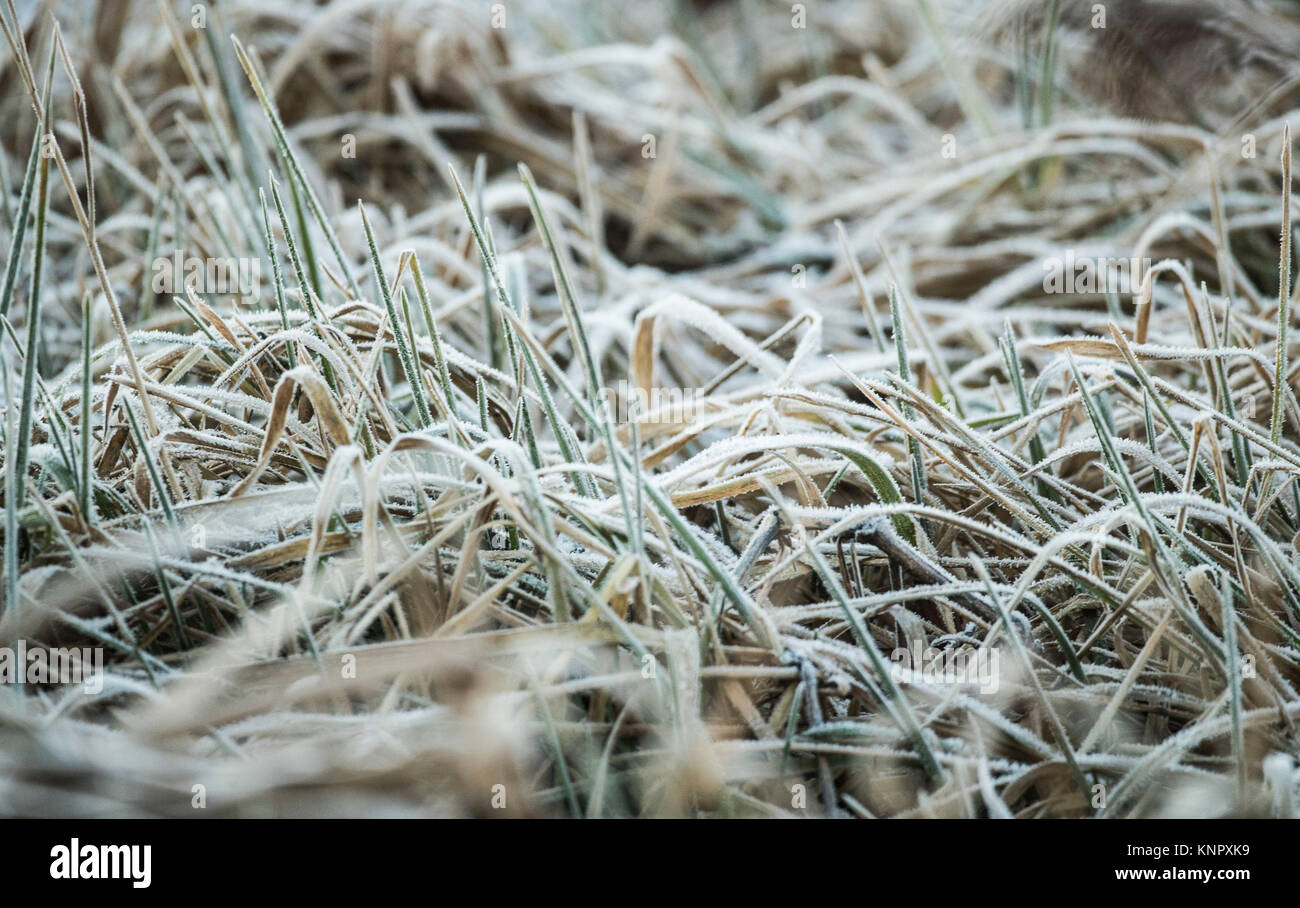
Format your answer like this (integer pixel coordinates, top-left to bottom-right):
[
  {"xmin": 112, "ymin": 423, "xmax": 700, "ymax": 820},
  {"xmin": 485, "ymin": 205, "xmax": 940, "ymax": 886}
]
[
  {"xmin": 1043, "ymin": 436, "xmax": 1184, "ymax": 488},
  {"xmin": 638, "ymin": 292, "xmax": 790, "ymax": 380},
  {"xmin": 651, "ymin": 431, "xmax": 896, "ymax": 491}
]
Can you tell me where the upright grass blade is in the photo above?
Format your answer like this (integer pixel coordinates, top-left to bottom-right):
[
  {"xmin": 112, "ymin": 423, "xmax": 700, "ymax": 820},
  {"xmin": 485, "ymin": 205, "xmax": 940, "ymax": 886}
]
[
  {"xmin": 466, "ymin": 169, "xmax": 771, "ymax": 642},
  {"xmin": 123, "ymin": 400, "xmax": 180, "ymax": 542},
  {"xmin": 138, "ymin": 188, "xmax": 166, "ymax": 321},
  {"xmin": 1035, "ymin": 0, "xmax": 1063, "ymax": 128},
  {"xmin": 0, "ymin": 127, "xmax": 40, "ymax": 320},
  {"xmin": 472, "ymin": 155, "xmax": 502, "ymax": 372},
  {"xmin": 79, "ymin": 291, "xmax": 93, "ymax": 521},
  {"xmin": 912, "ymin": 0, "xmax": 995, "ymax": 138},
  {"xmin": 3, "ymin": 23, "xmax": 162, "ymax": 439},
  {"xmin": 889, "ymin": 284, "xmax": 927, "ymax": 512},
  {"xmin": 836, "ymin": 220, "xmax": 885, "ymax": 354},
  {"xmin": 360, "ymin": 202, "xmax": 431, "ymax": 428},
  {"xmin": 408, "ymin": 253, "xmax": 458, "ymax": 411},
  {"xmin": 1106, "ymin": 322, "xmax": 1217, "ymax": 494},
  {"xmin": 231, "ymin": 36, "xmax": 360, "ymax": 299},
  {"xmin": 513, "ymin": 164, "xmax": 641, "ymax": 550},
  {"xmin": 514, "ymin": 397, "xmax": 542, "ymax": 469},
  {"xmin": 1000, "ymin": 320, "xmax": 1062, "ymax": 507},
  {"xmin": 447, "ymin": 165, "xmax": 599, "ymax": 498},
  {"xmin": 1253, "ymin": 127, "xmax": 1294, "ymax": 520},
  {"xmin": 201, "ymin": 3, "xmax": 270, "ymax": 197},
  {"xmin": 258, "ymin": 188, "xmax": 296, "ymax": 370},
  {"xmin": 284, "ymin": 165, "xmax": 324, "ymax": 300},
  {"xmin": 141, "ymin": 517, "xmax": 190, "ymax": 652},
  {"xmin": 1271, "ymin": 125, "xmax": 1292, "ymax": 451},
  {"xmin": 516, "ymin": 164, "xmax": 605, "ymax": 422},
  {"xmin": 13, "ymin": 63, "xmax": 51, "ymax": 512},
  {"xmin": 2, "ymin": 348, "xmax": 18, "ymax": 614},
  {"xmin": 269, "ymin": 177, "xmax": 340, "ymax": 394},
  {"xmin": 0, "ymin": 125, "xmax": 11, "ymax": 229},
  {"xmin": 1143, "ymin": 391, "xmax": 1164, "ymax": 494}
]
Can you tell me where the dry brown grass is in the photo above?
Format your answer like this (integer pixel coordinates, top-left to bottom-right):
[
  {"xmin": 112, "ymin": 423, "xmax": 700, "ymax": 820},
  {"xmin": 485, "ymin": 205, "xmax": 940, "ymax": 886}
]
[{"xmin": 1, "ymin": 0, "xmax": 1300, "ymax": 818}]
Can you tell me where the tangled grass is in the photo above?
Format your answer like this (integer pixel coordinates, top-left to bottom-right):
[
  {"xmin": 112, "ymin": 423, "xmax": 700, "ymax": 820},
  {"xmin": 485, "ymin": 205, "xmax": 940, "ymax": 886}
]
[{"xmin": 2, "ymin": 0, "xmax": 1300, "ymax": 818}]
